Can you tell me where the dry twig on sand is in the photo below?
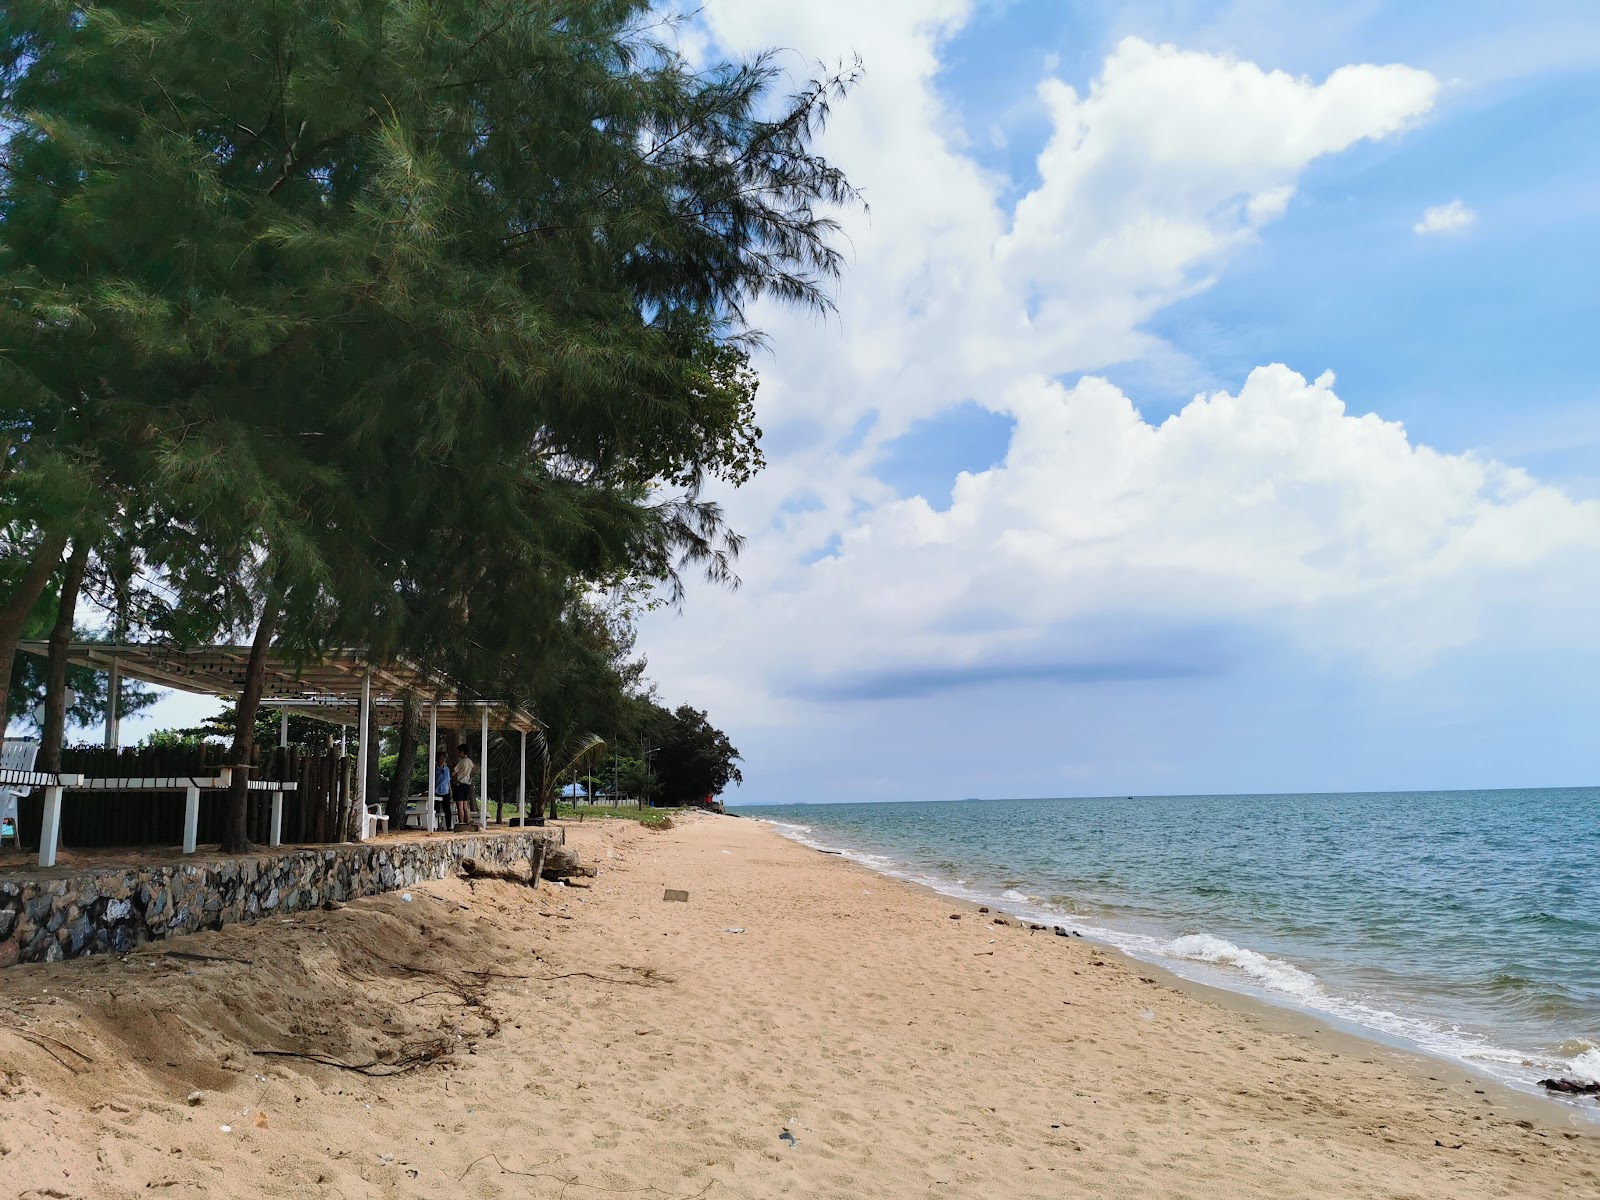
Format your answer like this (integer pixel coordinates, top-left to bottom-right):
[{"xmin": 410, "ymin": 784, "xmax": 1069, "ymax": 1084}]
[
  {"xmin": 456, "ymin": 1152, "xmax": 714, "ymax": 1199},
  {"xmin": 371, "ymin": 952, "xmax": 670, "ymax": 987},
  {"xmin": 251, "ymin": 1037, "xmax": 451, "ymax": 1076},
  {"xmin": 159, "ymin": 951, "xmax": 255, "ymax": 965},
  {"xmin": 11, "ymin": 1030, "xmax": 95, "ymax": 1072}
]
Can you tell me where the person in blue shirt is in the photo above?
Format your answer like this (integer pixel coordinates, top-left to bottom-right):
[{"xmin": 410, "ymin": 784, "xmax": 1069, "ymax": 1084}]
[{"xmin": 433, "ymin": 750, "xmax": 453, "ymax": 831}]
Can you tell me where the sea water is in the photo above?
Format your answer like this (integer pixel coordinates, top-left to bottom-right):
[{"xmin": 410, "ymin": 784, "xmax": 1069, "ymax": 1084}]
[{"xmin": 740, "ymin": 789, "xmax": 1600, "ymax": 1103}]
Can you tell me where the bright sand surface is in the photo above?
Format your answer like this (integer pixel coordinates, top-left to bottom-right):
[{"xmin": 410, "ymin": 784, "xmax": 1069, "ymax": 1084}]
[{"xmin": 2, "ymin": 812, "xmax": 1598, "ymax": 1198}]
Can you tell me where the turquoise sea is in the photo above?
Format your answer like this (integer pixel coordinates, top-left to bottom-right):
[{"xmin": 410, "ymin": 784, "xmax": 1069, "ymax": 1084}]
[{"xmin": 740, "ymin": 789, "xmax": 1600, "ymax": 1104}]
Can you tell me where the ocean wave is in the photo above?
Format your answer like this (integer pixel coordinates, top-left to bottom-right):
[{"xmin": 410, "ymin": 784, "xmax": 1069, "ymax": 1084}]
[
  {"xmin": 1487, "ymin": 970, "xmax": 1538, "ymax": 992},
  {"xmin": 1520, "ymin": 911, "xmax": 1600, "ymax": 932},
  {"xmin": 1163, "ymin": 933, "xmax": 1323, "ymax": 1000}
]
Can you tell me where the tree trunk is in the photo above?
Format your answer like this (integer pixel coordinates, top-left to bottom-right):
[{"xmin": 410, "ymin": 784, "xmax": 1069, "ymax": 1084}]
[
  {"xmin": 221, "ymin": 599, "xmax": 280, "ymax": 854},
  {"xmin": 386, "ymin": 695, "xmax": 417, "ymax": 829},
  {"xmin": 0, "ymin": 529, "xmax": 69, "ymax": 729},
  {"xmin": 538, "ymin": 761, "xmax": 555, "ymax": 822},
  {"xmin": 39, "ymin": 538, "xmax": 91, "ymax": 773}
]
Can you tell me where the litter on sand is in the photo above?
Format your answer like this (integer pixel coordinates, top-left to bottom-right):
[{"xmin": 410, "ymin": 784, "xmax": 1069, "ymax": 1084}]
[
  {"xmin": 722, "ymin": 927, "xmax": 746, "ymax": 934},
  {"xmin": 779, "ymin": 1130, "xmax": 799, "ymax": 1147}
]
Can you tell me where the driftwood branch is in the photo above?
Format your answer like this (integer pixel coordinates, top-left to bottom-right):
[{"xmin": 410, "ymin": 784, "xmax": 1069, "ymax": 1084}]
[
  {"xmin": 460, "ymin": 856, "xmax": 537, "ymax": 887},
  {"xmin": 531, "ymin": 840, "xmax": 548, "ymax": 888},
  {"xmin": 540, "ymin": 844, "xmax": 596, "ymax": 878},
  {"xmin": 460, "ymin": 841, "xmax": 587, "ymax": 887}
]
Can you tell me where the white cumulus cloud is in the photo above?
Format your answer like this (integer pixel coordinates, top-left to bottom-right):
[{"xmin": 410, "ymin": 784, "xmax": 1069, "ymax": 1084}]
[
  {"xmin": 651, "ymin": 367, "xmax": 1600, "ymax": 717},
  {"xmin": 1414, "ymin": 199, "xmax": 1477, "ymax": 235},
  {"xmin": 626, "ymin": 9, "xmax": 1595, "ymax": 787}
]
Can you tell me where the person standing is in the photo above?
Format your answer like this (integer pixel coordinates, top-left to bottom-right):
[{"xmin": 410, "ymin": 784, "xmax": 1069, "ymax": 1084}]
[
  {"xmin": 452, "ymin": 742, "xmax": 476, "ymax": 830},
  {"xmin": 433, "ymin": 750, "xmax": 453, "ymax": 832}
]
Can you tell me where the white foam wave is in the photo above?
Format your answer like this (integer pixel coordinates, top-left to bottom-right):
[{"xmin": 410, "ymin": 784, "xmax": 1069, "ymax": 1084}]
[
  {"xmin": 1569, "ymin": 1048, "xmax": 1600, "ymax": 1083},
  {"xmin": 762, "ymin": 820, "xmax": 813, "ymax": 836},
  {"xmin": 1164, "ymin": 933, "xmax": 1323, "ymax": 999}
]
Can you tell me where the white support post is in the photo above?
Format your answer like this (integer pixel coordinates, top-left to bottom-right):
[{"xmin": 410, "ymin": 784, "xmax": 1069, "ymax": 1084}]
[
  {"xmin": 104, "ymin": 658, "xmax": 120, "ymax": 749},
  {"xmin": 269, "ymin": 709, "xmax": 287, "ymax": 847},
  {"xmin": 479, "ymin": 707, "xmax": 489, "ymax": 831},
  {"xmin": 428, "ymin": 702, "xmax": 439, "ymax": 832},
  {"xmin": 182, "ymin": 785, "xmax": 200, "ymax": 854},
  {"xmin": 38, "ymin": 785, "xmax": 64, "ymax": 868},
  {"xmin": 518, "ymin": 729, "xmax": 527, "ymax": 825},
  {"xmin": 354, "ymin": 668, "xmax": 372, "ymax": 841}
]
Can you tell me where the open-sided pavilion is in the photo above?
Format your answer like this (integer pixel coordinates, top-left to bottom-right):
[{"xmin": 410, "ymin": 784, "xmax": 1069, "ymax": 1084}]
[{"xmin": 10, "ymin": 642, "xmax": 541, "ymax": 865}]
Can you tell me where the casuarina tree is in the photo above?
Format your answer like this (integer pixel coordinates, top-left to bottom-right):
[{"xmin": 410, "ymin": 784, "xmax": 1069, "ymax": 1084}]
[{"xmin": 1, "ymin": 1, "xmax": 854, "ymax": 850}]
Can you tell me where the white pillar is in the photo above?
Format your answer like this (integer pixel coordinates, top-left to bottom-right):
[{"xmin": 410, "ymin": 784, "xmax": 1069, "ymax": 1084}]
[
  {"xmin": 428, "ymin": 702, "xmax": 438, "ymax": 832},
  {"xmin": 182, "ymin": 785, "xmax": 200, "ymax": 854},
  {"xmin": 266, "ymin": 710, "xmax": 288, "ymax": 846},
  {"xmin": 518, "ymin": 729, "xmax": 527, "ymax": 825},
  {"xmin": 479, "ymin": 707, "xmax": 489, "ymax": 830},
  {"xmin": 104, "ymin": 658, "xmax": 120, "ymax": 749},
  {"xmin": 38, "ymin": 785, "xmax": 64, "ymax": 868},
  {"xmin": 353, "ymin": 668, "xmax": 372, "ymax": 841}
]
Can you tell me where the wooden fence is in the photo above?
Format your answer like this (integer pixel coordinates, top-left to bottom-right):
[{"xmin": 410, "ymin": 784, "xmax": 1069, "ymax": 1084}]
[{"xmin": 13, "ymin": 744, "xmax": 354, "ymax": 851}]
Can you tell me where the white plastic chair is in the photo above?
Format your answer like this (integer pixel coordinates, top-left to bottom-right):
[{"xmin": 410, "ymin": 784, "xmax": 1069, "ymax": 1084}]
[
  {"xmin": 361, "ymin": 804, "xmax": 390, "ymax": 839},
  {"xmin": 1, "ymin": 738, "xmax": 41, "ymax": 848}
]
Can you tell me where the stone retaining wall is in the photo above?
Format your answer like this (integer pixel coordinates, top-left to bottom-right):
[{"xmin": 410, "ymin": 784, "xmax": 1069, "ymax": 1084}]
[{"xmin": 0, "ymin": 830, "xmax": 561, "ymax": 967}]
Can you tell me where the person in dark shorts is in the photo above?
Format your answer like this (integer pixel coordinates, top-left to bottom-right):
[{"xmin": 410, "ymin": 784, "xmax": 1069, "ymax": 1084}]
[{"xmin": 451, "ymin": 742, "xmax": 476, "ymax": 829}]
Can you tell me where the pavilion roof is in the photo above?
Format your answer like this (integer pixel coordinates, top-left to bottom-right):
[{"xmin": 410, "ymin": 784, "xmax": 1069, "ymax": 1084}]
[{"xmin": 17, "ymin": 642, "xmax": 541, "ymax": 733}]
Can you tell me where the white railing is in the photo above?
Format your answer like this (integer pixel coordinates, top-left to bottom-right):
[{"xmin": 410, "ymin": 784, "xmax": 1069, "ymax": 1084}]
[{"xmin": 4, "ymin": 765, "xmax": 300, "ymax": 868}]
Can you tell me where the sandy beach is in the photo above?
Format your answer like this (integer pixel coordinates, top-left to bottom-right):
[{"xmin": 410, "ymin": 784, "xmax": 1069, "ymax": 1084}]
[{"xmin": 1, "ymin": 812, "xmax": 1597, "ymax": 1198}]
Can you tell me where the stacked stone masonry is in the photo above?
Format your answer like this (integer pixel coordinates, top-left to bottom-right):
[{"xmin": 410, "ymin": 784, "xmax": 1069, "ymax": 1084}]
[{"xmin": 0, "ymin": 830, "xmax": 561, "ymax": 967}]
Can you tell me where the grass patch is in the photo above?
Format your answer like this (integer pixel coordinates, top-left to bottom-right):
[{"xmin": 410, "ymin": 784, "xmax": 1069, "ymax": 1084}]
[{"xmin": 554, "ymin": 804, "xmax": 687, "ymax": 825}]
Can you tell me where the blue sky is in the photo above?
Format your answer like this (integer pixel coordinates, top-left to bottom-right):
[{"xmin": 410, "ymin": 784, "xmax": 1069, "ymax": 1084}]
[
  {"xmin": 933, "ymin": 1, "xmax": 1600, "ymax": 477},
  {"xmin": 123, "ymin": 1, "xmax": 1600, "ymax": 802}
]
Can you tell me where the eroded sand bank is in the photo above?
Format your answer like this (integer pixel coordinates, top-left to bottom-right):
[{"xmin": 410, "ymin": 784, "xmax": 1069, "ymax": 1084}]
[{"xmin": 1, "ymin": 812, "xmax": 1597, "ymax": 1198}]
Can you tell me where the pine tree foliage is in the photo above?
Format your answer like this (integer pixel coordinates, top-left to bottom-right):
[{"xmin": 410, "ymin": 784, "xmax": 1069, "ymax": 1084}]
[{"xmin": 2, "ymin": 1, "xmax": 854, "ymax": 848}]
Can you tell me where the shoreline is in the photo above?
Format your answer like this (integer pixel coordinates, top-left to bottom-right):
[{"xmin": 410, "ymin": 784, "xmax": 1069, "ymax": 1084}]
[
  {"xmin": 750, "ymin": 810, "xmax": 1599, "ymax": 1117},
  {"xmin": 920, "ymin": 875, "xmax": 1587, "ymax": 1130},
  {"xmin": 2, "ymin": 811, "xmax": 1596, "ymax": 1198}
]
